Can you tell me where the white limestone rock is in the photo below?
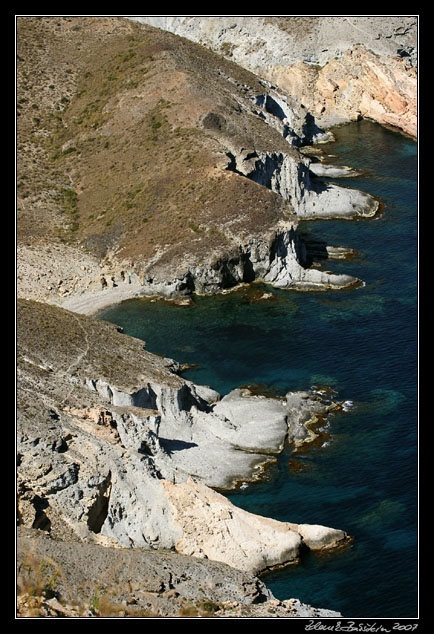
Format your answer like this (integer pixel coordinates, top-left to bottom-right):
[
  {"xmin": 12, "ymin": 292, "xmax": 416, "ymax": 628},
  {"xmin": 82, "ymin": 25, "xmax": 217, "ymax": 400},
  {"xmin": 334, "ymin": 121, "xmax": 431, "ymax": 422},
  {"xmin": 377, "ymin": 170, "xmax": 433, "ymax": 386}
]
[
  {"xmin": 293, "ymin": 523, "xmax": 349, "ymax": 551},
  {"xmin": 17, "ymin": 299, "xmax": 351, "ymax": 576},
  {"xmin": 230, "ymin": 149, "xmax": 378, "ymax": 219},
  {"xmin": 162, "ymin": 478, "xmax": 304, "ymax": 574},
  {"xmin": 309, "ymin": 163, "xmax": 361, "ymax": 178},
  {"xmin": 211, "ymin": 388, "xmax": 289, "ymax": 453}
]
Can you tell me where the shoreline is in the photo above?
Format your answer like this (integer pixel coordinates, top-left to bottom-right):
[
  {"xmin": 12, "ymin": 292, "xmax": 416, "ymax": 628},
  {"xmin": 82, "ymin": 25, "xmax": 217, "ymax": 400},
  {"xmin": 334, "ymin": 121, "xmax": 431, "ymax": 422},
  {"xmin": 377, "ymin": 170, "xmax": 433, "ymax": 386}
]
[
  {"xmin": 55, "ymin": 272, "xmax": 365, "ymax": 319},
  {"xmin": 55, "ymin": 281, "xmax": 147, "ymax": 317},
  {"xmin": 17, "ymin": 297, "xmax": 351, "ymax": 579},
  {"xmin": 16, "ymin": 16, "xmax": 418, "ymax": 618},
  {"xmin": 18, "ymin": 118, "xmax": 383, "ymax": 322}
]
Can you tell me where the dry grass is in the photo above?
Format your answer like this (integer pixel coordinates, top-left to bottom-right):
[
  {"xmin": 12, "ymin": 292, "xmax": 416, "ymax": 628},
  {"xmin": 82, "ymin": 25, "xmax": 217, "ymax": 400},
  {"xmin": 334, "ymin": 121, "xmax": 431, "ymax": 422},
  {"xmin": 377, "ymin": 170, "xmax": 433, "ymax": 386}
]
[
  {"xmin": 17, "ymin": 16, "xmax": 294, "ymax": 276},
  {"xmin": 17, "ymin": 552, "xmax": 61, "ymax": 601},
  {"xmin": 16, "ymin": 546, "xmax": 223, "ymax": 618},
  {"xmin": 16, "ymin": 550, "xmax": 160, "ymax": 617},
  {"xmin": 17, "ymin": 298, "xmax": 183, "ymax": 389}
]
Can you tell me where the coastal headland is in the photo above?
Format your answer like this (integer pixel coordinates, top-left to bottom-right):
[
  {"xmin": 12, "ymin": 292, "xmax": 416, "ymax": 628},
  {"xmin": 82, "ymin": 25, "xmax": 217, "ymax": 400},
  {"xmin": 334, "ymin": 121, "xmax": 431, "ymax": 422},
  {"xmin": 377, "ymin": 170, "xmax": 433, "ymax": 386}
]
[{"xmin": 16, "ymin": 16, "xmax": 417, "ymax": 617}]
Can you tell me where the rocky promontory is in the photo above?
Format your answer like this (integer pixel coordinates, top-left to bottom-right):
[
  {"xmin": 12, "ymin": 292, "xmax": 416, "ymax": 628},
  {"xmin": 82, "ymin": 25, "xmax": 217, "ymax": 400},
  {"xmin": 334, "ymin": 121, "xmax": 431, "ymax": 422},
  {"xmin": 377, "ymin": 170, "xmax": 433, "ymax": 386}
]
[
  {"xmin": 16, "ymin": 16, "xmax": 398, "ymax": 618},
  {"xmin": 17, "ymin": 298, "xmax": 351, "ymax": 615},
  {"xmin": 17, "ymin": 16, "xmax": 379, "ymax": 316},
  {"xmin": 17, "ymin": 299, "xmax": 350, "ymax": 570}
]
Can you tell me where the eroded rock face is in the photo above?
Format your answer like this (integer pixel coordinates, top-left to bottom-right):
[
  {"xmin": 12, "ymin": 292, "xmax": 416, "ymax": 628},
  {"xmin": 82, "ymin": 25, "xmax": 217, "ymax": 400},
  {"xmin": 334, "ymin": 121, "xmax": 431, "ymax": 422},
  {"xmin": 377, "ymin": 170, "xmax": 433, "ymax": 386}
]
[
  {"xmin": 129, "ymin": 16, "xmax": 417, "ymax": 139},
  {"xmin": 226, "ymin": 149, "xmax": 379, "ymax": 219},
  {"xmin": 130, "ymin": 16, "xmax": 417, "ymax": 68},
  {"xmin": 268, "ymin": 45, "xmax": 417, "ymax": 139},
  {"xmin": 56, "ymin": 219, "xmax": 363, "ymax": 317},
  {"xmin": 162, "ymin": 478, "xmax": 348, "ymax": 574},
  {"xmin": 17, "ymin": 299, "xmax": 350, "ymax": 575}
]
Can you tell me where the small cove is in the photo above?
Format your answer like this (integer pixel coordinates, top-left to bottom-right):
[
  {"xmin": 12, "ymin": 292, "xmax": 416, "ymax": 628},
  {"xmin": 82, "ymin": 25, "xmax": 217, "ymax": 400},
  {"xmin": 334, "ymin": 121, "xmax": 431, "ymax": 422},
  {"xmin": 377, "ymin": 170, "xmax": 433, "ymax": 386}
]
[{"xmin": 98, "ymin": 120, "xmax": 418, "ymax": 617}]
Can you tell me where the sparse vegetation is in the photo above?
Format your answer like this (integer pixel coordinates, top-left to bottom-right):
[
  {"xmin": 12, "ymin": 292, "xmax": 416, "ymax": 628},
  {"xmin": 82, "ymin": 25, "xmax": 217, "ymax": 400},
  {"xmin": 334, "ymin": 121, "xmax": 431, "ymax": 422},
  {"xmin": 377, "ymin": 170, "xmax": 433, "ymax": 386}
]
[
  {"xmin": 220, "ymin": 41, "xmax": 235, "ymax": 57},
  {"xmin": 17, "ymin": 549, "xmax": 161, "ymax": 618},
  {"xmin": 17, "ymin": 299, "xmax": 183, "ymax": 389},
  {"xmin": 17, "ymin": 553, "xmax": 61, "ymax": 602},
  {"xmin": 17, "ymin": 15, "xmax": 293, "ymax": 268},
  {"xmin": 16, "ymin": 538, "xmax": 231, "ymax": 618}
]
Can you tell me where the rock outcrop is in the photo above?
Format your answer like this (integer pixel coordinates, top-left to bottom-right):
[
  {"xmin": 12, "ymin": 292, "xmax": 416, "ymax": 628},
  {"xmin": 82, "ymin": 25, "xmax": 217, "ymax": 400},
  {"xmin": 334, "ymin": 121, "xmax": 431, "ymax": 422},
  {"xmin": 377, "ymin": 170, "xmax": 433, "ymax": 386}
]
[
  {"xmin": 161, "ymin": 478, "xmax": 347, "ymax": 574},
  {"xmin": 56, "ymin": 222, "xmax": 362, "ymax": 317},
  {"xmin": 267, "ymin": 44, "xmax": 417, "ymax": 140},
  {"xmin": 225, "ymin": 147, "xmax": 378, "ymax": 219},
  {"xmin": 129, "ymin": 16, "xmax": 417, "ymax": 139},
  {"xmin": 17, "ymin": 16, "xmax": 378, "ymax": 315},
  {"xmin": 17, "ymin": 299, "xmax": 350, "ymax": 576},
  {"xmin": 130, "ymin": 16, "xmax": 417, "ymax": 70}
]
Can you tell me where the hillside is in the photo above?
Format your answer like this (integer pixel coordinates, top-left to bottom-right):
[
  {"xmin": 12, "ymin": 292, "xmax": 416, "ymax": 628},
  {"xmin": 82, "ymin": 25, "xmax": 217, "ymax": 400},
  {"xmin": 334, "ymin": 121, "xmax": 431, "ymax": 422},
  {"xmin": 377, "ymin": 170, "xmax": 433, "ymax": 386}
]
[
  {"xmin": 17, "ymin": 16, "xmax": 378, "ymax": 314},
  {"xmin": 16, "ymin": 16, "xmax": 394, "ymax": 618},
  {"xmin": 131, "ymin": 16, "xmax": 417, "ymax": 138}
]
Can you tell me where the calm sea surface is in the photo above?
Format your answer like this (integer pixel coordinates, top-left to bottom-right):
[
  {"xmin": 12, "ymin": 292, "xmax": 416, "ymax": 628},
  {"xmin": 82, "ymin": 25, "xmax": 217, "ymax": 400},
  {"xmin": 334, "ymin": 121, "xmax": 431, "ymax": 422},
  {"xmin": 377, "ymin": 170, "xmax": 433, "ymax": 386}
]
[{"xmin": 98, "ymin": 121, "xmax": 418, "ymax": 618}]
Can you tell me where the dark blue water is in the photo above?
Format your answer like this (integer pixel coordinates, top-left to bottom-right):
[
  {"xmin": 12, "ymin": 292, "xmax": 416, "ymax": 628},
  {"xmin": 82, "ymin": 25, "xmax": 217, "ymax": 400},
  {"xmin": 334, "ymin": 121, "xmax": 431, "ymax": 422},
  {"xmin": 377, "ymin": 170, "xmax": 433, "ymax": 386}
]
[{"xmin": 98, "ymin": 121, "xmax": 418, "ymax": 618}]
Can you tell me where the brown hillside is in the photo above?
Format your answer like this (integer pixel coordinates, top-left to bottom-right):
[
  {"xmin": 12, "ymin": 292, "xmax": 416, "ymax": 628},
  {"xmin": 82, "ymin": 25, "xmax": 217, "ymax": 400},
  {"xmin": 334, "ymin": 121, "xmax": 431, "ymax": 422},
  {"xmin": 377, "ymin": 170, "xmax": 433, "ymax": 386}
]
[{"xmin": 17, "ymin": 16, "xmax": 296, "ymax": 285}]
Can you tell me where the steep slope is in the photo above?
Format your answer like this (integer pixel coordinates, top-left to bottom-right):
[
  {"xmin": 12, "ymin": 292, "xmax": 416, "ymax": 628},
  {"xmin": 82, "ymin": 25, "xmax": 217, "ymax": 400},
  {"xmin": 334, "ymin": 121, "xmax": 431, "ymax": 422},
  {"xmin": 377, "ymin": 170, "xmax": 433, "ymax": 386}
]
[
  {"xmin": 17, "ymin": 16, "xmax": 377, "ymax": 314},
  {"xmin": 17, "ymin": 299, "xmax": 350, "ymax": 574},
  {"xmin": 17, "ymin": 526, "xmax": 343, "ymax": 617},
  {"xmin": 130, "ymin": 16, "xmax": 417, "ymax": 139}
]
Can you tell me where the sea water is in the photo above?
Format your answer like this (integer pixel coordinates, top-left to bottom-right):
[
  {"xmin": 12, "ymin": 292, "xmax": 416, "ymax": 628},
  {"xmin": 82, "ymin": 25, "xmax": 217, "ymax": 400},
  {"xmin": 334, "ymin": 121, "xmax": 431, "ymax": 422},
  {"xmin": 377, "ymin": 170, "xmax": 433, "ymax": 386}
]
[{"xmin": 98, "ymin": 121, "xmax": 418, "ymax": 618}]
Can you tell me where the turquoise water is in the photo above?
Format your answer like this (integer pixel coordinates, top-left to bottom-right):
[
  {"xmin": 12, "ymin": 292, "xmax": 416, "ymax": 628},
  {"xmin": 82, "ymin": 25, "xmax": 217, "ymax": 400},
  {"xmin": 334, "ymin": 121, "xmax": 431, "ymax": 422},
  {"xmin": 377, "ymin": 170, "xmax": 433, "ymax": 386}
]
[{"xmin": 98, "ymin": 121, "xmax": 418, "ymax": 618}]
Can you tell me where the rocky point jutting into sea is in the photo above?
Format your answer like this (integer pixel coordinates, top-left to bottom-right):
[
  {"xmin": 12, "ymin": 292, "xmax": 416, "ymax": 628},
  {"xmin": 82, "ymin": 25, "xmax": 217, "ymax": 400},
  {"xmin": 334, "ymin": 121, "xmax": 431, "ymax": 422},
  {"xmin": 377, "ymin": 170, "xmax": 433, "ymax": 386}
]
[{"xmin": 16, "ymin": 16, "xmax": 417, "ymax": 618}]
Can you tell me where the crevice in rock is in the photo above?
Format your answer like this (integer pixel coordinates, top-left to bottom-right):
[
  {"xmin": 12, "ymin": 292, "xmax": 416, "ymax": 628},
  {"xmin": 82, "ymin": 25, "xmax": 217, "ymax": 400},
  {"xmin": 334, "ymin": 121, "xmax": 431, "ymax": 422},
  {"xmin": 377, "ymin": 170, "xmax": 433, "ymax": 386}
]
[
  {"xmin": 131, "ymin": 384, "xmax": 158, "ymax": 409},
  {"xmin": 254, "ymin": 94, "xmax": 287, "ymax": 121},
  {"xmin": 225, "ymin": 151, "xmax": 243, "ymax": 175},
  {"xmin": 87, "ymin": 471, "xmax": 112, "ymax": 534},
  {"xmin": 31, "ymin": 495, "xmax": 51, "ymax": 532},
  {"xmin": 241, "ymin": 251, "xmax": 255, "ymax": 283}
]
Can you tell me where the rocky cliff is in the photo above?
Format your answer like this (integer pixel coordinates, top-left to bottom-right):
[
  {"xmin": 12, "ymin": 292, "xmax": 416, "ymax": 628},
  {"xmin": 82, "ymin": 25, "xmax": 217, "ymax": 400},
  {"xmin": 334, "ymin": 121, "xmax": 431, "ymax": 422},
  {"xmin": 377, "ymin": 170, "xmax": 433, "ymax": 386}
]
[
  {"xmin": 17, "ymin": 299, "xmax": 350, "ymax": 567},
  {"xmin": 16, "ymin": 16, "xmax": 397, "ymax": 617},
  {"xmin": 17, "ymin": 299, "xmax": 350, "ymax": 615},
  {"xmin": 129, "ymin": 16, "xmax": 417, "ymax": 139},
  {"xmin": 17, "ymin": 16, "xmax": 377, "ymax": 316}
]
